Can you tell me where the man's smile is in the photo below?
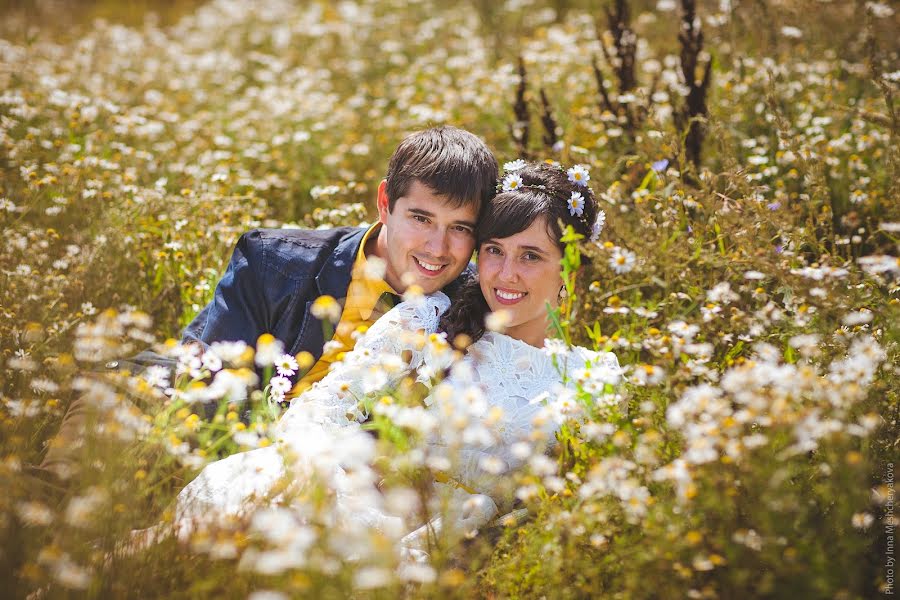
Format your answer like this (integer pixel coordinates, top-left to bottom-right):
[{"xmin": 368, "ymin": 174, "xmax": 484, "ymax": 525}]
[{"xmin": 413, "ymin": 256, "xmax": 448, "ymax": 275}]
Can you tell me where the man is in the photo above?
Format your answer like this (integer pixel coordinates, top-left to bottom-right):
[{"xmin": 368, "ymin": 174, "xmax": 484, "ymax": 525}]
[
  {"xmin": 182, "ymin": 125, "xmax": 496, "ymax": 389},
  {"xmin": 38, "ymin": 125, "xmax": 498, "ymax": 477}
]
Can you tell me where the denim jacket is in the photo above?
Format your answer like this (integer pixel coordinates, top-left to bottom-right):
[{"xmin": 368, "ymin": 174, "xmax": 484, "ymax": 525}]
[{"xmin": 181, "ymin": 227, "xmax": 470, "ymax": 363}]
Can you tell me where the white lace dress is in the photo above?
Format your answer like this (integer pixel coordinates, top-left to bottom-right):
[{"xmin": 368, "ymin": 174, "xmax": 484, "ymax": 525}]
[{"xmin": 174, "ymin": 292, "xmax": 620, "ymax": 538}]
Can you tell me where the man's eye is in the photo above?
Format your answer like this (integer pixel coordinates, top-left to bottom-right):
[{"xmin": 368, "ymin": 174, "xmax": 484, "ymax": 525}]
[
  {"xmin": 453, "ymin": 225, "xmax": 473, "ymax": 234},
  {"xmin": 412, "ymin": 215, "xmax": 429, "ymax": 224}
]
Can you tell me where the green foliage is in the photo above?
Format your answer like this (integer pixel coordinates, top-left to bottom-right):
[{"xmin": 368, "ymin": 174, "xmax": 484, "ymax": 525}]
[{"xmin": 1, "ymin": 0, "xmax": 898, "ymax": 598}]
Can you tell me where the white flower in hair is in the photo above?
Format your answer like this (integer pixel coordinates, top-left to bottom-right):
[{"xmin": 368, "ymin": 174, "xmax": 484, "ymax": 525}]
[
  {"xmin": 567, "ymin": 164, "xmax": 590, "ymax": 186},
  {"xmin": 568, "ymin": 191, "xmax": 585, "ymax": 217},
  {"xmin": 502, "ymin": 173, "xmax": 523, "ymax": 192},
  {"xmin": 503, "ymin": 159, "xmax": 527, "ymax": 172},
  {"xmin": 591, "ymin": 210, "xmax": 606, "ymax": 242}
]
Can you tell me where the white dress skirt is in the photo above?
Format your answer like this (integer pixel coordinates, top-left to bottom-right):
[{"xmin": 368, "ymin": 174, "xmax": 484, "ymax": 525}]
[{"xmin": 173, "ymin": 292, "xmax": 621, "ymax": 542}]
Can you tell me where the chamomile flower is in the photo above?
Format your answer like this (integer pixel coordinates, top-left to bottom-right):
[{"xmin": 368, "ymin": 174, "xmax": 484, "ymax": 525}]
[
  {"xmin": 591, "ymin": 210, "xmax": 606, "ymax": 242},
  {"xmin": 142, "ymin": 365, "xmax": 171, "ymax": 389},
  {"xmin": 503, "ymin": 159, "xmax": 527, "ymax": 172},
  {"xmin": 255, "ymin": 334, "xmax": 285, "ymax": 367},
  {"xmin": 502, "ymin": 173, "xmax": 523, "ymax": 192},
  {"xmin": 568, "ymin": 191, "xmax": 585, "ymax": 217},
  {"xmin": 311, "ymin": 295, "xmax": 341, "ymax": 323},
  {"xmin": 268, "ymin": 375, "xmax": 292, "ymax": 403},
  {"xmin": 485, "ymin": 309, "xmax": 512, "ymax": 332},
  {"xmin": 567, "ymin": 164, "xmax": 590, "ymax": 186},
  {"xmin": 609, "ymin": 247, "xmax": 637, "ymax": 274},
  {"xmin": 275, "ymin": 353, "xmax": 299, "ymax": 377},
  {"xmin": 542, "ymin": 338, "xmax": 568, "ymax": 357}
]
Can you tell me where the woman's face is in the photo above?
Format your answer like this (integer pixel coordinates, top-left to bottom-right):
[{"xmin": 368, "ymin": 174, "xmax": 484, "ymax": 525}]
[{"xmin": 478, "ymin": 216, "xmax": 563, "ymax": 347}]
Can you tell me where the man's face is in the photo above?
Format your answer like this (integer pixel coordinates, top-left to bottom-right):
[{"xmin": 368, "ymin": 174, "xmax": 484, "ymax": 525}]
[{"xmin": 375, "ymin": 179, "xmax": 478, "ymax": 294}]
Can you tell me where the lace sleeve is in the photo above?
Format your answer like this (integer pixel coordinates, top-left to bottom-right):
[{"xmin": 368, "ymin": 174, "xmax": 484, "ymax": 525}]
[{"xmin": 277, "ymin": 292, "xmax": 451, "ymax": 435}]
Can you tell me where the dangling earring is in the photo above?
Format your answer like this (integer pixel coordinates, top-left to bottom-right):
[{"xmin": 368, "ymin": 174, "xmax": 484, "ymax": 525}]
[{"xmin": 558, "ymin": 286, "xmax": 568, "ymax": 300}]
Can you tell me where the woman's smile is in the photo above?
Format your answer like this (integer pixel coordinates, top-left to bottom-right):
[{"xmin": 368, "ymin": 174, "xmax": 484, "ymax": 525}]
[
  {"xmin": 493, "ymin": 288, "xmax": 527, "ymax": 304},
  {"xmin": 478, "ymin": 216, "xmax": 564, "ymax": 346}
]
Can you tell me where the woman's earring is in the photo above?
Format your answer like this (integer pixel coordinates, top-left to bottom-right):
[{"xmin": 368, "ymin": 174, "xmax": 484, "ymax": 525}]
[{"xmin": 558, "ymin": 287, "xmax": 568, "ymax": 300}]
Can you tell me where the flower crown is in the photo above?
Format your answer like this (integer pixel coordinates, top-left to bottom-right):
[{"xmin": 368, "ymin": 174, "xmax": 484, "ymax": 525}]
[{"xmin": 498, "ymin": 160, "xmax": 606, "ymax": 243}]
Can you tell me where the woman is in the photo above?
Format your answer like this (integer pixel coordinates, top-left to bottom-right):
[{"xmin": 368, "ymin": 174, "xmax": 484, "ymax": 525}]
[{"xmin": 169, "ymin": 162, "xmax": 620, "ymax": 553}]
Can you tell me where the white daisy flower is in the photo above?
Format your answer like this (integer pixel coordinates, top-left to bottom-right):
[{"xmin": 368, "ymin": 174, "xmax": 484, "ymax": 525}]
[
  {"xmin": 568, "ymin": 191, "xmax": 585, "ymax": 217},
  {"xmin": 269, "ymin": 375, "xmax": 292, "ymax": 395},
  {"xmin": 591, "ymin": 210, "xmax": 606, "ymax": 242},
  {"xmin": 503, "ymin": 159, "xmax": 527, "ymax": 172},
  {"xmin": 201, "ymin": 351, "xmax": 223, "ymax": 373},
  {"xmin": 502, "ymin": 173, "xmax": 523, "ymax": 192},
  {"xmin": 485, "ymin": 309, "xmax": 512, "ymax": 332},
  {"xmin": 567, "ymin": 164, "xmax": 590, "ymax": 187},
  {"xmin": 609, "ymin": 247, "xmax": 637, "ymax": 274},
  {"xmin": 542, "ymin": 338, "xmax": 568, "ymax": 357},
  {"xmin": 275, "ymin": 353, "xmax": 299, "ymax": 377},
  {"xmin": 142, "ymin": 365, "xmax": 171, "ymax": 389}
]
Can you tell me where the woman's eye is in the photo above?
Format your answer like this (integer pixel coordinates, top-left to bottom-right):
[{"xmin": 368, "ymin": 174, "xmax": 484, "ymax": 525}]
[
  {"xmin": 523, "ymin": 252, "xmax": 540, "ymax": 261},
  {"xmin": 485, "ymin": 245, "xmax": 501, "ymax": 255}
]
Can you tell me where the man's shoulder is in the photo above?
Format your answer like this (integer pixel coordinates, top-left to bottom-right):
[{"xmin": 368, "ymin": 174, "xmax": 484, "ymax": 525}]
[
  {"xmin": 242, "ymin": 226, "xmax": 362, "ymax": 249},
  {"xmin": 239, "ymin": 226, "xmax": 365, "ymax": 279}
]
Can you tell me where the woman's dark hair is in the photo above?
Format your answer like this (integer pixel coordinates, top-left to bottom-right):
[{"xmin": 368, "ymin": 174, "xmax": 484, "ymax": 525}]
[
  {"xmin": 440, "ymin": 161, "xmax": 599, "ymax": 345},
  {"xmin": 385, "ymin": 126, "xmax": 499, "ymax": 214}
]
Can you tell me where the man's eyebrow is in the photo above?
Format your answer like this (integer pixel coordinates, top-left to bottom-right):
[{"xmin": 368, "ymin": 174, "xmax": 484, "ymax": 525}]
[
  {"xmin": 408, "ymin": 208, "xmax": 476, "ymax": 229},
  {"xmin": 407, "ymin": 208, "xmax": 435, "ymax": 217}
]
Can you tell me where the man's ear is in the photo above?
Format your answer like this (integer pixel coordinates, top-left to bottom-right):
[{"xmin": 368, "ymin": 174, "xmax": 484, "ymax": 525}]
[{"xmin": 376, "ymin": 180, "xmax": 390, "ymax": 224}]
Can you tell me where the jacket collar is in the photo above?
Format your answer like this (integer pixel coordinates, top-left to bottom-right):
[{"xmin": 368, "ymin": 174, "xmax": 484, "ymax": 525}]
[
  {"xmin": 314, "ymin": 224, "xmax": 475, "ymax": 301},
  {"xmin": 315, "ymin": 226, "xmax": 367, "ymax": 299}
]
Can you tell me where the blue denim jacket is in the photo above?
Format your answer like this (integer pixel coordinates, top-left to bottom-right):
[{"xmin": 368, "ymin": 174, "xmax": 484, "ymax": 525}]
[{"xmin": 182, "ymin": 226, "xmax": 471, "ymax": 363}]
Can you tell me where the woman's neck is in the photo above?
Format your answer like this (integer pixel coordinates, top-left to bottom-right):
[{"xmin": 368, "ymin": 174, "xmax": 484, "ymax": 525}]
[{"xmin": 503, "ymin": 321, "xmax": 549, "ymax": 349}]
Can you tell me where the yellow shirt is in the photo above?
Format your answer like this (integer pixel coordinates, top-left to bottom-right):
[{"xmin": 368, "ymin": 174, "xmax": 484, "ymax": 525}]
[{"xmin": 292, "ymin": 224, "xmax": 397, "ymax": 395}]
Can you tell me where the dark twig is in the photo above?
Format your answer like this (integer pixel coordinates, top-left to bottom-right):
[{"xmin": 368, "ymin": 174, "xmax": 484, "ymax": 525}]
[
  {"xmin": 509, "ymin": 56, "xmax": 531, "ymax": 158},
  {"xmin": 674, "ymin": 0, "xmax": 712, "ymax": 170},
  {"xmin": 604, "ymin": 0, "xmax": 636, "ymax": 92},
  {"xmin": 592, "ymin": 54, "xmax": 618, "ymax": 116},
  {"xmin": 539, "ymin": 87, "xmax": 560, "ymax": 150},
  {"xmin": 594, "ymin": 0, "xmax": 641, "ymax": 142}
]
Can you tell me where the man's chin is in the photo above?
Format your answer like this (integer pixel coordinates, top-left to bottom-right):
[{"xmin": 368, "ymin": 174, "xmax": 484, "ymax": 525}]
[
  {"xmin": 403, "ymin": 266, "xmax": 461, "ymax": 294},
  {"xmin": 413, "ymin": 279, "xmax": 445, "ymax": 295}
]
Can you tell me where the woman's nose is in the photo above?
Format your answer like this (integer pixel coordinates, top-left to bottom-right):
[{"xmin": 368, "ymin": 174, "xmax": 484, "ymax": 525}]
[{"xmin": 498, "ymin": 257, "xmax": 517, "ymax": 281}]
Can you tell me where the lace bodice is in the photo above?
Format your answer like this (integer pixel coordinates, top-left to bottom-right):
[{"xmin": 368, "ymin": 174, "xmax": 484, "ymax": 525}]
[
  {"xmin": 438, "ymin": 331, "xmax": 618, "ymax": 495},
  {"xmin": 278, "ymin": 292, "xmax": 619, "ymax": 494},
  {"xmin": 175, "ymin": 293, "xmax": 620, "ymax": 537},
  {"xmin": 276, "ymin": 293, "xmax": 451, "ymax": 432}
]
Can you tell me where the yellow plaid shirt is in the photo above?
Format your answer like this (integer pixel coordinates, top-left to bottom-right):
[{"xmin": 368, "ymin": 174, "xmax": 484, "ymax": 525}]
[{"xmin": 292, "ymin": 224, "xmax": 397, "ymax": 394}]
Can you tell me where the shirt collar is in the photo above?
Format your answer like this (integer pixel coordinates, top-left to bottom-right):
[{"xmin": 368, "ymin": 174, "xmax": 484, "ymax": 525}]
[{"xmin": 352, "ymin": 223, "xmax": 397, "ymax": 320}]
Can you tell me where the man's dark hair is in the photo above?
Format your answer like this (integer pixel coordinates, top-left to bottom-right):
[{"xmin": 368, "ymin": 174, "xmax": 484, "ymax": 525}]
[{"xmin": 384, "ymin": 126, "xmax": 498, "ymax": 213}]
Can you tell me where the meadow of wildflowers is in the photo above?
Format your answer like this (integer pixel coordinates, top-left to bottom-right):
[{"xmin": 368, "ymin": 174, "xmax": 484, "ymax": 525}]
[{"xmin": 1, "ymin": 0, "xmax": 898, "ymax": 597}]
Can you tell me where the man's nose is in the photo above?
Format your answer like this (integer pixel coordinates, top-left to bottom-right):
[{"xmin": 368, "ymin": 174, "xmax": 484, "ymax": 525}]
[{"xmin": 425, "ymin": 229, "xmax": 449, "ymax": 257}]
